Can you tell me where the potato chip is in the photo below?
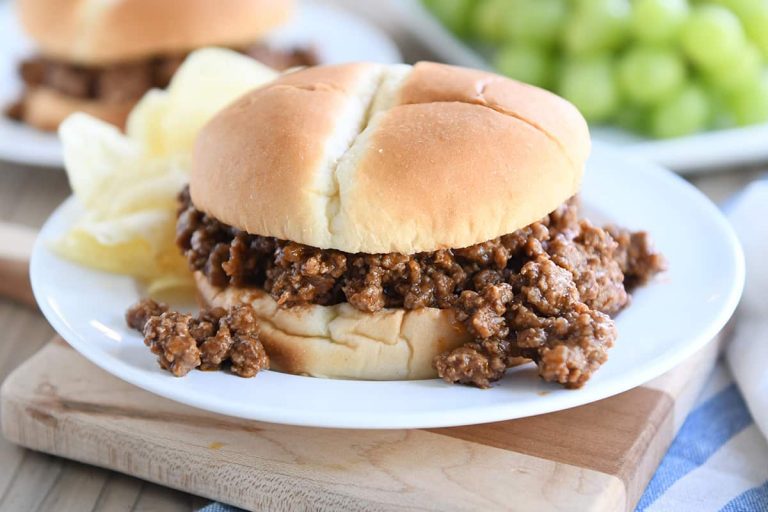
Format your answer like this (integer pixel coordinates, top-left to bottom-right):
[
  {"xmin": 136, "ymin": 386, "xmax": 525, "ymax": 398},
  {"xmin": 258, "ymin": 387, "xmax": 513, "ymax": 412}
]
[
  {"xmin": 55, "ymin": 48, "xmax": 279, "ymax": 293},
  {"xmin": 127, "ymin": 47, "xmax": 278, "ymax": 157},
  {"xmin": 123, "ymin": 89, "xmax": 169, "ymax": 156},
  {"xmin": 54, "ymin": 222, "xmax": 185, "ymax": 280},
  {"xmin": 60, "ymin": 113, "xmax": 144, "ymax": 209}
]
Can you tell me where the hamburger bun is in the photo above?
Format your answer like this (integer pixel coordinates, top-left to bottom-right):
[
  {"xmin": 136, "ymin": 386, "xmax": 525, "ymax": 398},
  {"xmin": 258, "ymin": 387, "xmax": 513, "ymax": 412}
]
[
  {"xmin": 191, "ymin": 61, "xmax": 591, "ymax": 255},
  {"xmin": 193, "ymin": 273, "xmax": 529, "ymax": 380},
  {"xmin": 19, "ymin": 86, "xmax": 134, "ymax": 131},
  {"xmin": 17, "ymin": 0, "xmax": 294, "ymax": 65},
  {"xmin": 189, "ymin": 61, "xmax": 585, "ymax": 380}
]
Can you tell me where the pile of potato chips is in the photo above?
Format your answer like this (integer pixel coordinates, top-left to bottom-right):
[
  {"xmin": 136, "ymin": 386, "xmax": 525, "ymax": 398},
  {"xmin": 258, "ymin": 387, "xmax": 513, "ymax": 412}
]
[{"xmin": 55, "ymin": 48, "xmax": 278, "ymax": 294}]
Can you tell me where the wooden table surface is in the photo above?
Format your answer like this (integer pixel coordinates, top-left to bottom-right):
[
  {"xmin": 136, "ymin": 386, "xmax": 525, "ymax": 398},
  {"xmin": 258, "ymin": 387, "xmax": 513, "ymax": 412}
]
[{"xmin": 0, "ymin": 159, "xmax": 763, "ymax": 512}]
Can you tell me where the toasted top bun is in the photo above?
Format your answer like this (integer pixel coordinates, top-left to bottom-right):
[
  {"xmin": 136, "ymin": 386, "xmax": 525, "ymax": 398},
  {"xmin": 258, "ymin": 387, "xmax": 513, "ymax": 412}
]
[
  {"xmin": 192, "ymin": 61, "xmax": 591, "ymax": 254},
  {"xmin": 17, "ymin": 0, "xmax": 293, "ymax": 65}
]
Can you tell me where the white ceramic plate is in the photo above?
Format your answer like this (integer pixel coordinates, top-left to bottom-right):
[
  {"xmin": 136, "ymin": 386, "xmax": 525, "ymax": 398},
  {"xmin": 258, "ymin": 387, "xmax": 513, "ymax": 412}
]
[
  {"xmin": 394, "ymin": 0, "xmax": 768, "ymax": 174},
  {"xmin": 0, "ymin": 0, "xmax": 401, "ymax": 169},
  {"xmin": 30, "ymin": 144, "xmax": 744, "ymax": 429}
]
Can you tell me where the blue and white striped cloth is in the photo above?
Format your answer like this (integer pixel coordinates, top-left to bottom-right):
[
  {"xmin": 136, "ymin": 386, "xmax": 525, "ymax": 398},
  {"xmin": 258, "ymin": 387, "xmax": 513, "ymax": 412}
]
[{"xmin": 637, "ymin": 363, "xmax": 768, "ymax": 512}]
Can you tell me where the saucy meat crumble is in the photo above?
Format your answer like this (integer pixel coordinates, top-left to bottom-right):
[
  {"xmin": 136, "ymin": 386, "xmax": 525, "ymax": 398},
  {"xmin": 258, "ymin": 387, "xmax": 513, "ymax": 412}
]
[
  {"xmin": 127, "ymin": 298, "xmax": 269, "ymax": 378},
  {"xmin": 128, "ymin": 187, "xmax": 665, "ymax": 388}
]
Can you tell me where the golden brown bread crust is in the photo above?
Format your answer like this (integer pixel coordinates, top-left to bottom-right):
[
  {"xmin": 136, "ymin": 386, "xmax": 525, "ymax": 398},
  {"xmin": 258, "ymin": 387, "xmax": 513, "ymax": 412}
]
[
  {"xmin": 399, "ymin": 62, "xmax": 591, "ymax": 169},
  {"xmin": 191, "ymin": 61, "xmax": 591, "ymax": 254},
  {"xmin": 17, "ymin": 0, "xmax": 293, "ymax": 65},
  {"xmin": 19, "ymin": 86, "xmax": 134, "ymax": 131},
  {"xmin": 194, "ymin": 272, "xmax": 489, "ymax": 380}
]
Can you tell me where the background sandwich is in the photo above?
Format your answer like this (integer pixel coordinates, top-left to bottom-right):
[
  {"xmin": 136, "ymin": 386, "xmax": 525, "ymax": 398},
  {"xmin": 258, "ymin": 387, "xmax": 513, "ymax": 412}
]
[{"xmin": 8, "ymin": 0, "xmax": 312, "ymax": 131}]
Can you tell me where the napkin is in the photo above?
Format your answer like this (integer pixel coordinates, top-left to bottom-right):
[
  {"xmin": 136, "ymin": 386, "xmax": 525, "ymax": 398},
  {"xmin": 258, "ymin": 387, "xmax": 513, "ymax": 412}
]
[
  {"xmin": 725, "ymin": 179, "xmax": 768, "ymax": 441},
  {"xmin": 637, "ymin": 363, "xmax": 768, "ymax": 511}
]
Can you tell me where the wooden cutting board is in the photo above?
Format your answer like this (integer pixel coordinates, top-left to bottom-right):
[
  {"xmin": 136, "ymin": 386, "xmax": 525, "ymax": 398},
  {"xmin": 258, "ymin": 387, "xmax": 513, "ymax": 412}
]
[{"xmin": 0, "ymin": 336, "xmax": 719, "ymax": 512}]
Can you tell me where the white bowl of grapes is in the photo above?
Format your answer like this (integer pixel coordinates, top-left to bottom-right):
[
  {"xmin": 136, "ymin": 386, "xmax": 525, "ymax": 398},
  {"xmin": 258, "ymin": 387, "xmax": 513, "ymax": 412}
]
[{"xmin": 400, "ymin": 0, "xmax": 768, "ymax": 173}]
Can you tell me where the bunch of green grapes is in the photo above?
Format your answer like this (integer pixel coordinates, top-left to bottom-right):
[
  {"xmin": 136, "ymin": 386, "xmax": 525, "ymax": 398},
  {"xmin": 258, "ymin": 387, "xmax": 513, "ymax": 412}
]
[{"xmin": 422, "ymin": 0, "xmax": 768, "ymax": 138}]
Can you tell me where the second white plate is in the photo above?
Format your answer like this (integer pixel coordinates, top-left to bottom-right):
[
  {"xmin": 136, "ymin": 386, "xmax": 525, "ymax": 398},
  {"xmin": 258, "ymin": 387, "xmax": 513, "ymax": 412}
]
[{"xmin": 30, "ymin": 144, "xmax": 744, "ymax": 429}]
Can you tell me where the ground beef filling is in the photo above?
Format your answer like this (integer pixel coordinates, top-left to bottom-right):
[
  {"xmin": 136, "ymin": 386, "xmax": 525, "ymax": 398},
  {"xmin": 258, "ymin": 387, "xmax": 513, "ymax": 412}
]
[
  {"xmin": 171, "ymin": 186, "xmax": 665, "ymax": 388},
  {"xmin": 126, "ymin": 299, "xmax": 269, "ymax": 378},
  {"xmin": 7, "ymin": 44, "xmax": 316, "ymax": 119}
]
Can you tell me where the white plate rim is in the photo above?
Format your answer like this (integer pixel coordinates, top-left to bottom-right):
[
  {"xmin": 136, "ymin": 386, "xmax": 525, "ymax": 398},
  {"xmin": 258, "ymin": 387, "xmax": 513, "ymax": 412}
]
[{"xmin": 30, "ymin": 144, "xmax": 745, "ymax": 429}]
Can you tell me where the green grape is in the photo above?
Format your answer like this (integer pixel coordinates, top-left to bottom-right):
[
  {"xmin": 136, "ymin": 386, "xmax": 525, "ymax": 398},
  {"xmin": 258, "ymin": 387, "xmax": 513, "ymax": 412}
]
[
  {"xmin": 631, "ymin": 0, "xmax": 689, "ymax": 44},
  {"xmin": 705, "ymin": 44, "xmax": 762, "ymax": 94},
  {"xmin": 558, "ymin": 56, "xmax": 620, "ymax": 122},
  {"xmin": 708, "ymin": 0, "xmax": 763, "ymax": 17},
  {"xmin": 651, "ymin": 84, "xmax": 711, "ymax": 138},
  {"xmin": 724, "ymin": 1, "xmax": 768, "ymax": 59},
  {"xmin": 728, "ymin": 73, "xmax": 768, "ymax": 125},
  {"xmin": 617, "ymin": 47, "xmax": 686, "ymax": 105},
  {"xmin": 472, "ymin": 0, "xmax": 508, "ymax": 42},
  {"xmin": 494, "ymin": 44, "xmax": 554, "ymax": 88},
  {"xmin": 615, "ymin": 104, "xmax": 650, "ymax": 134},
  {"xmin": 422, "ymin": 0, "xmax": 473, "ymax": 37},
  {"xmin": 564, "ymin": 0, "xmax": 631, "ymax": 56},
  {"xmin": 707, "ymin": 86, "xmax": 737, "ymax": 129},
  {"xmin": 681, "ymin": 5, "xmax": 748, "ymax": 70},
  {"xmin": 500, "ymin": 0, "xmax": 568, "ymax": 46}
]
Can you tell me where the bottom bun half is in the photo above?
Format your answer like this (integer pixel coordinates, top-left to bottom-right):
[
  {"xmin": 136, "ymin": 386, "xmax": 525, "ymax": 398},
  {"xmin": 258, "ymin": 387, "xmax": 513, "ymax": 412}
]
[
  {"xmin": 195, "ymin": 272, "xmax": 529, "ymax": 380},
  {"xmin": 20, "ymin": 87, "xmax": 135, "ymax": 131}
]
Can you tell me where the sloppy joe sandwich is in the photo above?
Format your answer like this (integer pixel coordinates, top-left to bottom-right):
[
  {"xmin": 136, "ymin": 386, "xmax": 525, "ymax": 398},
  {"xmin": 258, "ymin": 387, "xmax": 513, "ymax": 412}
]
[
  {"xmin": 131, "ymin": 61, "xmax": 666, "ymax": 388},
  {"xmin": 7, "ymin": 0, "xmax": 314, "ymax": 131}
]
